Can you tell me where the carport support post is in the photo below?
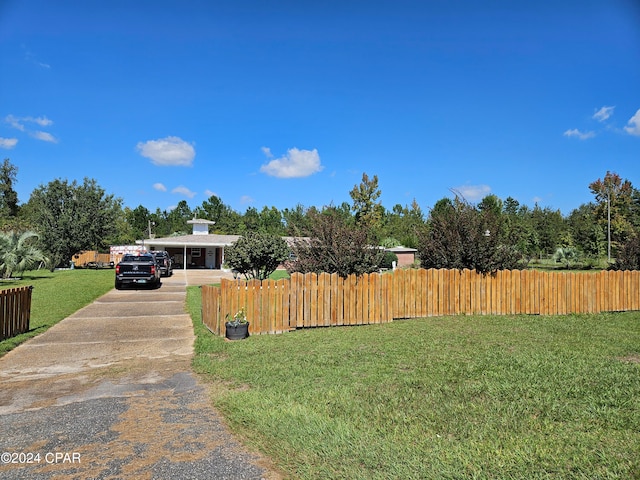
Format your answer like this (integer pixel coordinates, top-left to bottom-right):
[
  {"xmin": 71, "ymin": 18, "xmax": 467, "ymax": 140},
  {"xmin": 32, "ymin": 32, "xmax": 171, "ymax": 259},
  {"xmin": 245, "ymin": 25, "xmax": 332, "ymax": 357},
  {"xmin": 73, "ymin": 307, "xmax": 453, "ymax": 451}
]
[{"xmin": 183, "ymin": 245, "xmax": 187, "ymax": 270}]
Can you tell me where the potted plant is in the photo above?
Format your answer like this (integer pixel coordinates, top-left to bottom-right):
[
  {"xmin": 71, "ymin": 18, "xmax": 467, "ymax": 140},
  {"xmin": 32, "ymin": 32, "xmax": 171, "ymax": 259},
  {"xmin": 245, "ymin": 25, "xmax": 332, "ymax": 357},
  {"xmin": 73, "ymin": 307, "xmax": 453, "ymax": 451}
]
[{"xmin": 225, "ymin": 307, "xmax": 249, "ymax": 340}]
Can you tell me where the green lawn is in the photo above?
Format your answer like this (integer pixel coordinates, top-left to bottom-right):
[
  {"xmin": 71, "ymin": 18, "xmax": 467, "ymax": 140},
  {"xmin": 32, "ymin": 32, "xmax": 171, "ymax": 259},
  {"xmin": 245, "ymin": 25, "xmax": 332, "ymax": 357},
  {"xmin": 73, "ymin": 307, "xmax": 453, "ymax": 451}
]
[
  {"xmin": 527, "ymin": 257, "xmax": 610, "ymax": 272},
  {"xmin": 269, "ymin": 269, "xmax": 291, "ymax": 280},
  {"xmin": 187, "ymin": 286, "xmax": 640, "ymax": 479},
  {"xmin": 0, "ymin": 269, "xmax": 115, "ymax": 355}
]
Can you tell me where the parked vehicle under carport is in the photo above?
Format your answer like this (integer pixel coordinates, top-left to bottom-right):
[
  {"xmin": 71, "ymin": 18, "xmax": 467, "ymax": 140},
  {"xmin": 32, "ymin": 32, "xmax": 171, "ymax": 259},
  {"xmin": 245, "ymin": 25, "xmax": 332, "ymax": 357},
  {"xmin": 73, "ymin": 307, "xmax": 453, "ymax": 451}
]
[
  {"xmin": 115, "ymin": 253, "xmax": 161, "ymax": 289},
  {"xmin": 151, "ymin": 250, "xmax": 173, "ymax": 277}
]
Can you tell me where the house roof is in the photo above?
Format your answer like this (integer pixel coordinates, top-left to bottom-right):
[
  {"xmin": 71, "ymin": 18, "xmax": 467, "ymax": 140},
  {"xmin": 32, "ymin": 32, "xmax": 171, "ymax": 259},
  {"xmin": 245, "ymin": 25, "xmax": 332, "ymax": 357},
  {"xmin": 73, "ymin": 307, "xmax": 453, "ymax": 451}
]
[
  {"xmin": 140, "ymin": 234, "xmax": 309, "ymax": 249},
  {"xmin": 186, "ymin": 218, "xmax": 216, "ymax": 225},
  {"xmin": 137, "ymin": 233, "xmax": 241, "ymax": 248},
  {"xmin": 385, "ymin": 246, "xmax": 418, "ymax": 253},
  {"xmin": 137, "ymin": 229, "xmax": 414, "ymax": 253}
]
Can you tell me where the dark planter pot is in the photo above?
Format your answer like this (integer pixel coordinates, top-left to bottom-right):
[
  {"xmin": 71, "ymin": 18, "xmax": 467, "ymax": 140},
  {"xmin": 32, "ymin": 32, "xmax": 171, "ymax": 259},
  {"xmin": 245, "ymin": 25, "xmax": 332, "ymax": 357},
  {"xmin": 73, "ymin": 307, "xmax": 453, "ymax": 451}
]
[{"xmin": 225, "ymin": 322, "xmax": 250, "ymax": 340}]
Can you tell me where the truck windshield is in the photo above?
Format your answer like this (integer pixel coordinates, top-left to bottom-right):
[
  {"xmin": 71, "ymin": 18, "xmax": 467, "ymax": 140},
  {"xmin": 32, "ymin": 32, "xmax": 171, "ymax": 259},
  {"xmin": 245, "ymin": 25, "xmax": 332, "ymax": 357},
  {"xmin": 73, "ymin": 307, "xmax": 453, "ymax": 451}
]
[{"xmin": 122, "ymin": 254, "xmax": 154, "ymax": 262}]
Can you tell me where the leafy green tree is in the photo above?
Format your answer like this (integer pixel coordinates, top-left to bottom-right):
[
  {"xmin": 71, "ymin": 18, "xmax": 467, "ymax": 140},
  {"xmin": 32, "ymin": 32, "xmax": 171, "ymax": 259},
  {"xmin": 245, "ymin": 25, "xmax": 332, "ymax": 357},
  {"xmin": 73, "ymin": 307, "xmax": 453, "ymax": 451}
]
[
  {"xmin": 478, "ymin": 194, "xmax": 503, "ymax": 217},
  {"xmin": 530, "ymin": 204, "xmax": 565, "ymax": 257},
  {"xmin": 193, "ymin": 195, "xmax": 242, "ymax": 234},
  {"xmin": 335, "ymin": 202, "xmax": 355, "ymax": 224},
  {"xmin": 566, "ymin": 203, "xmax": 605, "ymax": 258},
  {"xmin": 380, "ymin": 236, "xmax": 402, "ymax": 248},
  {"xmin": 258, "ymin": 206, "xmax": 285, "ymax": 235},
  {"xmin": 0, "ymin": 158, "xmax": 20, "ymax": 221},
  {"xmin": 121, "ymin": 205, "xmax": 152, "ymax": 243},
  {"xmin": 194, "ymin": 195, "xmax": 225, "ymax": 222},
  {"xmin": 589, "ymin": 171, "xmax": 636, "ymax": 256},
  {"xmin": 25, "ymin": 178, "xmax": 122, "ymax": 268},
  {"xmin": 380, "ymin": 200, "xmax": 424, "ymax": 248},
  {"xmin": 502, "ymin": 198, "xmax": 536, "ymax": 262},
  {"xmin": 502, "ymin": 196, "xmax": 520, "ymax": 217},
  {"xmin": 349, "ymin": 172, "xmax": 382, "ymax": 233},
  {"xmin": 224, "ymin": 231, "xmax": 289, "ymax": 280},
  {"xmin": 165, "ymin": 200, "xmax": 192, "ymax": 235},
  {"xmin": 282, "ymin": 204, "xmax": 312, "ymax": 236},
  {"xmin": 0, "ymin": 231, "xmax": 49, "ymax": 278},
  {"xmin": 379, "ymin": 250, "xmax": 398, "ymax": 269},
  {"xmin": 239, "ymin": 206, "xmax": 260, "ymax": 234},
  {"xmin": 287, "ymin": 206, "xmax": 384, "ymax": 278},
  {"xmin": 149, "ymin": 208, "xmax": 169, "ymax": 237},
  {"xmin": 631, "ymin": 188, "xmax": 640, "ymax": 231}
]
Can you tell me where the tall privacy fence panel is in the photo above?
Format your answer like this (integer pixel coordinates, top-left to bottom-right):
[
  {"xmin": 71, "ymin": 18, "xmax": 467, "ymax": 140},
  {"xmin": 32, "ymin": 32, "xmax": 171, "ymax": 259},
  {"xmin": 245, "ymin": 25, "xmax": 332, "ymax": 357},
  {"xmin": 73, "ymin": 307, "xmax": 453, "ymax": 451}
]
[
  {"xmin": 72, "ymin": 250, "xmax": 112, "ymax": 267},
  {"xmin": 201, "ymin": 269, "xmax": 640, "ymax": 336},
  {"xmin": 1, "ymin": 286, "xmax": 33, "ymax": 341}
]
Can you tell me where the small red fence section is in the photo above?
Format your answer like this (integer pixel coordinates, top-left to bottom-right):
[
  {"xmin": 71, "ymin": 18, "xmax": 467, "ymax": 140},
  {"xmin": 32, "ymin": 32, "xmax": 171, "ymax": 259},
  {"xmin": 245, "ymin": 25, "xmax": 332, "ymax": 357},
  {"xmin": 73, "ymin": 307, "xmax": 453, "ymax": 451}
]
[
  {"xmin": 201, "ymin": 269, "xmax": 640, "ymax": 336},
  {"xmin": 1, "ymin": 286, "xmax": 33, "ymax": 341}
]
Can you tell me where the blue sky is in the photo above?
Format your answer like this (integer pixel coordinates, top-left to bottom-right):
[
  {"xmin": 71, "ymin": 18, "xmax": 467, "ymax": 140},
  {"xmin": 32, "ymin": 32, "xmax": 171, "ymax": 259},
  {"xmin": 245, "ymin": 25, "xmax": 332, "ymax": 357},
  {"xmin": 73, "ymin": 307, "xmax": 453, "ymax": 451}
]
[{"xmin": 1, "ymin": 0, "xmax": 639, "ymax": 216}]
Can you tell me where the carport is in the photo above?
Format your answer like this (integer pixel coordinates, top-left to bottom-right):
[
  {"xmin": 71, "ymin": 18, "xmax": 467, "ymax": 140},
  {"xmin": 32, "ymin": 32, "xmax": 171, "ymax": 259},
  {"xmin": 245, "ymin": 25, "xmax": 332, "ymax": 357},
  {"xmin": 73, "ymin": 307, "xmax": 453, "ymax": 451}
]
[{"xmin": 138, "ymin": 218, "xmax": 240, "ymax": 270}]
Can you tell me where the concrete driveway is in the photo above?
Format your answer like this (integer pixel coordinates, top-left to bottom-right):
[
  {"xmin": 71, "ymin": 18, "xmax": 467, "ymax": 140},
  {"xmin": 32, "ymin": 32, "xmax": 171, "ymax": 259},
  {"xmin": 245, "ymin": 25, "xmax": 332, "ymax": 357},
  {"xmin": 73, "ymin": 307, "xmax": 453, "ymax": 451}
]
[{"xmin": 0, "ymin": 270, "xmax": 282, "ymax": 479}]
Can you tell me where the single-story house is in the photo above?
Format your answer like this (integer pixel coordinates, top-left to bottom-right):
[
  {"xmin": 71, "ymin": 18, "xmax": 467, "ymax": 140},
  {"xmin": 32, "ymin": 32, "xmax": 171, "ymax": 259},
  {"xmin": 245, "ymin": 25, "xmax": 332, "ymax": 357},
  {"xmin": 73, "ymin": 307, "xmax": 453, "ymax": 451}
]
[
  {"xmin": 137, "ymin": 219, "xmax": 240, "ymax": 269},
  {"xmin": 385, "ymin": 246, "xmax": 418, "ymax": 267},
  {"xmin": 137, "ymin": 217, "xmax": 418, "ymax": 270}
]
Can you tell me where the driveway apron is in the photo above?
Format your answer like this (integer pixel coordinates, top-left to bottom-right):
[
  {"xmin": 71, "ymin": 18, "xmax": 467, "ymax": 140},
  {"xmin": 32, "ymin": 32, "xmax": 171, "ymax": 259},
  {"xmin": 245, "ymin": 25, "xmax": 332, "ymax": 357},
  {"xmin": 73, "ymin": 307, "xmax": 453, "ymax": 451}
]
[{"xmin": 0, "ymin": 270, "xmax": 279, "ymax": 480}]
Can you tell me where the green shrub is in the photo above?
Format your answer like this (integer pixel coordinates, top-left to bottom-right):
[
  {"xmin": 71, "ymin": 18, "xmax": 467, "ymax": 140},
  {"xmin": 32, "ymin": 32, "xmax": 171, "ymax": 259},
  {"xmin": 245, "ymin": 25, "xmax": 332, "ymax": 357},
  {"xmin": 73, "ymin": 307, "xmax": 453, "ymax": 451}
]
[{"xmin": 379, "ymin": 250, "xmax": 398, "ymax": 269}]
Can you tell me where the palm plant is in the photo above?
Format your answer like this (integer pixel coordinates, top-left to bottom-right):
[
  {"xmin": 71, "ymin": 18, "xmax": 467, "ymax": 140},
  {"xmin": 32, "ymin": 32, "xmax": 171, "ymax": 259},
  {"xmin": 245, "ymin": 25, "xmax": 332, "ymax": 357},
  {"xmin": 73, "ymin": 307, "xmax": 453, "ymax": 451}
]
[
  {"xmin": 552, "ymin": 246, "xmax": 580, "ymax": 269},
  {"xmin": 0, "ymin": 231, "xmax": 49, "ymax": 279}
]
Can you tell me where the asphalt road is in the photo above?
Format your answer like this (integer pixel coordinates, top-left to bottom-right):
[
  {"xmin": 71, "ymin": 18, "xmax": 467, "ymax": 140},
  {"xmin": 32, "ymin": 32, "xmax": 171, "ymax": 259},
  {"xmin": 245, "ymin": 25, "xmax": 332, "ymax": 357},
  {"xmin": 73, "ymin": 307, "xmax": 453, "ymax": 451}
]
[{"xmin": 0, "ymin": 270, "xmax": 282, "ymax": 480}]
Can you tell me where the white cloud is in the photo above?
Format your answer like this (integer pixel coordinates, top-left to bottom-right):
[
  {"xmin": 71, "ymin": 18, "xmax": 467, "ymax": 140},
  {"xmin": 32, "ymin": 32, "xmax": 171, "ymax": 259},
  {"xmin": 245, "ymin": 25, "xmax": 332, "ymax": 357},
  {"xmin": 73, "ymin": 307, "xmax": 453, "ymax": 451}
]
[
  {"xmin": 204, "ymin": 189, "xmax": 218, "ymax": 198},
  {"xmin": 5, "ymin": 115, "xmax": 53, "ymax": 131},
  {"xmin": 260, "ymin": 147, "xmax": 323, "ymax": 178},
  {"xmin": 0, "ymin": 137, "xmax": 18, "ymax": 149},
  {"xmin": 6, "ymin": 115, "xmax": 25, "ymax": 131},
  {"xmin": 623, "ymin": 109, "xmax": 640, "ymax": 136},
  {"xmin": 171, "ymin": 185, "xmax": 197, "ymax": 198},
  {"xmin": 23, "ymin": 46, "xmax": 50, "ymax": 69},
  {"xmin": 30, "ymin": 131, "xmax": 58, "ymax": 143},
  {"xmin": 452, "ymin": 184, "xmax": 491, "ymax": 202},
  {"xmin": 240, "ymin": 195, "xmax": 254, "ymax": 205},
  {"xmin": 593, "ymin": 106, "xmax": 615, "ymax": 122},
  {"xmin": 136, "ymin": 136, "xmax": 195, "ymax": 167},
  {"xmin": 4, "ymin": 115, "xmax": 24, "ymax": 132},
  {"xmin": 153, "ymin": 183, "xmax": 167, "ymax": 192},
  {"xmin": 563, "ymin": 128, "xmax": 595, "ymax": 140},
  {"xmin": 261, "ymin": 146, "xmax": 273, "ymax": 158},
  {"xmin": 5, "ymin": 115, "xmax": 56, "ymax": 143},
  {"xmin": 32, "ymin": 116, "xmax": 52, "ymax": 127}
]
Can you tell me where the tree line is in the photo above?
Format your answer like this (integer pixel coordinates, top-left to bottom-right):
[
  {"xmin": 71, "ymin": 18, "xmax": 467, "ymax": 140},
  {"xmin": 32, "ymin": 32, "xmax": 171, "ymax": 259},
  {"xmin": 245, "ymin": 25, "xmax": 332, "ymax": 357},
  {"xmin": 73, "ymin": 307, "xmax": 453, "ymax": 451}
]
[{"xmin": 1, "ymin": 158, "xmax": 639, "ymax": 275}]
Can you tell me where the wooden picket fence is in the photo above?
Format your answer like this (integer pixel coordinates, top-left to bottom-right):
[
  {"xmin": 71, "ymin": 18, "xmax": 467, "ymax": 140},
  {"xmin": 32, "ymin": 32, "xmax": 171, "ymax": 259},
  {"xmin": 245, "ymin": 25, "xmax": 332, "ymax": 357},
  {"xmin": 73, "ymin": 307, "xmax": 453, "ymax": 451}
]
[
  {"xmin": 1, "ymin": 286, "xmax": 33, "ymax": 341},
  {"xmin": 201, "ymin": 268, "xmax": 640, "ymax": 336}
]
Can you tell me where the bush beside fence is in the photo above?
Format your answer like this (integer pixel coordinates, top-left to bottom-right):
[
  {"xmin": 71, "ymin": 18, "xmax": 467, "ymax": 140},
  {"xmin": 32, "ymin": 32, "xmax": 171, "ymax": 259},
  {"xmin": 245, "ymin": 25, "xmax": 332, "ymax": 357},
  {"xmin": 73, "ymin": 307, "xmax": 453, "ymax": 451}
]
[
  {"xmin": 1, "ymin": 286, "xmax": 33, "ymax": 341},
  {"xmin": 202, "ymin": 268, "xmax": 640, "ymax": 336}
]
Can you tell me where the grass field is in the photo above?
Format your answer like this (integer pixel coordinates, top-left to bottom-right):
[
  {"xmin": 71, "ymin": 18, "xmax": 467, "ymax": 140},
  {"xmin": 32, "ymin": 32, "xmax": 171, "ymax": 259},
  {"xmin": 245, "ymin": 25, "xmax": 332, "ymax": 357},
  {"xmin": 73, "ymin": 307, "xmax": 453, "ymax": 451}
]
[
  {"xmin": 527, "ymin": 257, "xmax": 610, "ymax": 272},
  {"xmin": 269, "ymin": 269, "xmax": 291, "ymax": 280},
  {"xmin": 187, "ymin": 286, "xmax": 640, "ymax": 479},
  {"xmin": 0, "ymin": 269, "xmax": 115, "ymax": 355}
]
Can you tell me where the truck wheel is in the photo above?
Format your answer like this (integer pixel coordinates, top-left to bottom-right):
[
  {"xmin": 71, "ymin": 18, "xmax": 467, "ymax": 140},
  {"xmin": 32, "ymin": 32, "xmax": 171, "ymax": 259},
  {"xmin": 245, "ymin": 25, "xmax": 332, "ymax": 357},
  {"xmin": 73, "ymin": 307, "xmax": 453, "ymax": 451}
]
[{"xmin": 115, "ymin": 279, "xmax": 123, "ymax": 290}]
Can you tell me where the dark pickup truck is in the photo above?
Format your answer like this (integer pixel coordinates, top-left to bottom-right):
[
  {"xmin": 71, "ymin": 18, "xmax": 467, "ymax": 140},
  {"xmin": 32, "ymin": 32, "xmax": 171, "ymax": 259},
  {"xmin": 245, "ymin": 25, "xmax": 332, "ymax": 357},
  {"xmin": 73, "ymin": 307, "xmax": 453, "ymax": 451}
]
[
  {"xmin": 115, "ymin": 253, "xmax": 161, "ymax": 289},
  {"xmin": 151, "ymin": 250, "xmax": 173, "ymax": 277}
]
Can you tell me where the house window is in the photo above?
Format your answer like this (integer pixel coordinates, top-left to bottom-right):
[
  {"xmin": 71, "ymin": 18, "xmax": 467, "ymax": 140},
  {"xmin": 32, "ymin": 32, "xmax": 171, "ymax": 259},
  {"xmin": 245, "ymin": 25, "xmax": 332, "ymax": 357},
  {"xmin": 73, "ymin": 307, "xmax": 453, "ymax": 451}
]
[{"xmin": 190, "ymin": 248, "xmax": 201, "ymax": 257}]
